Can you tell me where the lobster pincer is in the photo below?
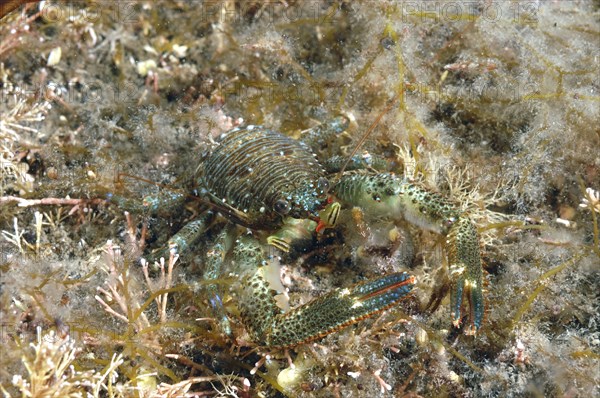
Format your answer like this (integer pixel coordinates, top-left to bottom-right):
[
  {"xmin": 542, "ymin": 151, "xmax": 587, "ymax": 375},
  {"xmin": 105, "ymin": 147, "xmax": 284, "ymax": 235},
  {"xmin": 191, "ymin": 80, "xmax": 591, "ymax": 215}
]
[
  {"xmin": 332, "ymin": 173, "xmax": 486, "ymax": 334},
  {"xmin": 253, "ymin": 271, "xmax": 416, "ymax": 348}
]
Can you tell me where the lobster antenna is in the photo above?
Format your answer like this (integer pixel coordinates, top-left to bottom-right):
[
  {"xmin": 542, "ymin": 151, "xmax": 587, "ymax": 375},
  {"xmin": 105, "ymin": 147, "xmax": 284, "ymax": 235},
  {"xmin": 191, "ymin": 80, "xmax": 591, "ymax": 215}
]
[{"xmin": 336, "ymin": 95, "xmax": 398, "ymax": 181}]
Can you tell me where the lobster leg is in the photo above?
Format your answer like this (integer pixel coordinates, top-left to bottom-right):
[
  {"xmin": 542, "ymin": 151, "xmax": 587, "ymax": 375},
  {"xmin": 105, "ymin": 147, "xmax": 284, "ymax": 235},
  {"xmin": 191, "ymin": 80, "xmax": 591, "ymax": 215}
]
[
  {"xmin": 300, "ymin": 115, "xmax": 350, "ymax": 152},
  {"xmin": 204, "ymin": 224, "xmax": 238, "ymax": 337},
  {"xmin": 234, "ymin": 236, "xmax": 283, "ymax": 343},
  {"xmin": 106, "ymin": 190, "xmax": 186, "ymax": 217},
  {"xmin": 144, "ymin": 210, "xmax": 216, "ymax": 262}
]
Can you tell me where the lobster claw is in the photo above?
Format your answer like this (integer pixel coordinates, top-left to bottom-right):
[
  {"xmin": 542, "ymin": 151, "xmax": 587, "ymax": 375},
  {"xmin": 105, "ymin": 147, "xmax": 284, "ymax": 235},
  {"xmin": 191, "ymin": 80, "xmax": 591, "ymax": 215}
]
[
  {"xmin": 332, "ymin": 173, "xmax": 487, "ymax": 335},
  {"xmin": 447, "ymin": 217, "xmax": 485, "ymax": 335},
  {"xmin": 243, "ymin": 271, "xmax": 416, "ymax": 348}
]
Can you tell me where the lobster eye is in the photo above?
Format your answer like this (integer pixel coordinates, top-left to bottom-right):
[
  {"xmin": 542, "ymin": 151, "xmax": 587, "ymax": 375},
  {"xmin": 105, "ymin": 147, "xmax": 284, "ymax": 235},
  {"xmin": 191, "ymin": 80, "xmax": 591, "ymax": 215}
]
[
  {"xmin": 273, "ymin": 199, "xmax": 291, "ymax": 215},
  {"xmin": 317, "ymin": 177, "xmax": 330, "ymax": 194}
]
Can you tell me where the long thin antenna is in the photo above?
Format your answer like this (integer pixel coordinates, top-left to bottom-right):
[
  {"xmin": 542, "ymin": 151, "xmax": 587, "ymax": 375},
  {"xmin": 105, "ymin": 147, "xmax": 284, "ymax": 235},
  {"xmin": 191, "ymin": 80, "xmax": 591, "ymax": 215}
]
[{"xmin": 336, "ymin": 95, "xmax": 398, "ymax": 180}]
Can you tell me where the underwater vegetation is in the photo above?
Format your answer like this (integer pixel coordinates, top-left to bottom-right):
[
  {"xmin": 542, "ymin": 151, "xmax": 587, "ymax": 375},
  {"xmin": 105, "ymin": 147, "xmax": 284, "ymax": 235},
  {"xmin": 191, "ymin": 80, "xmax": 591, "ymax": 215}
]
[{"xmin": 0, "ymin": 1, "xmax": 599, "ymax": 397}]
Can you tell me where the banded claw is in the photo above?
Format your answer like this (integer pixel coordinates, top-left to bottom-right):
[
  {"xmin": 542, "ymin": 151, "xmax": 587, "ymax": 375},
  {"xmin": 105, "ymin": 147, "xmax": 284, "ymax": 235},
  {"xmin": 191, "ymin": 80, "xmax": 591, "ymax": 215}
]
[
  {"xmin": 447, "ymin": 217, "xmax": 485, "ymax": 335},
  {"xmin": 245, "ymin": 271, "xmax": 416, "ymax": 348},
  {"xmin": 333, "ymin": 173, "xmax": 486, "ymax": 335}
]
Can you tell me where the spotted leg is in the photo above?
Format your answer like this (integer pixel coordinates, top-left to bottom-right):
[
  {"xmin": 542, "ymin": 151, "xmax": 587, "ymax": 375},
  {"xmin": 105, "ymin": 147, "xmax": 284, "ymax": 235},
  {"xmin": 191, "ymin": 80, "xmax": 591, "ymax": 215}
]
[{"xmin": 203, "ymin": 225, "xmax": 239, "ymax": 337}]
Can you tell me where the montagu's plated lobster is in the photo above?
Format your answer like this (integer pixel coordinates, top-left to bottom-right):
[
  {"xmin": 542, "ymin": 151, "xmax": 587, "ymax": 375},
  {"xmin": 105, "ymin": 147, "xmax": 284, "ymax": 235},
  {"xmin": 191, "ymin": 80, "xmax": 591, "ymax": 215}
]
[{"xmin": 116, "ymin": 115, "xmax": 485, "ymax": 348}]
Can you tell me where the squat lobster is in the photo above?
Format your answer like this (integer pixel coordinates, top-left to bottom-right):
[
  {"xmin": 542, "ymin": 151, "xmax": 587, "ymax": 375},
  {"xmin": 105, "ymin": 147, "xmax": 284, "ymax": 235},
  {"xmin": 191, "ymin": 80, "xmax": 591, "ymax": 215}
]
[{"xmin": 112, "ymin": 115, "xmax": 485, "ymax": 347}]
